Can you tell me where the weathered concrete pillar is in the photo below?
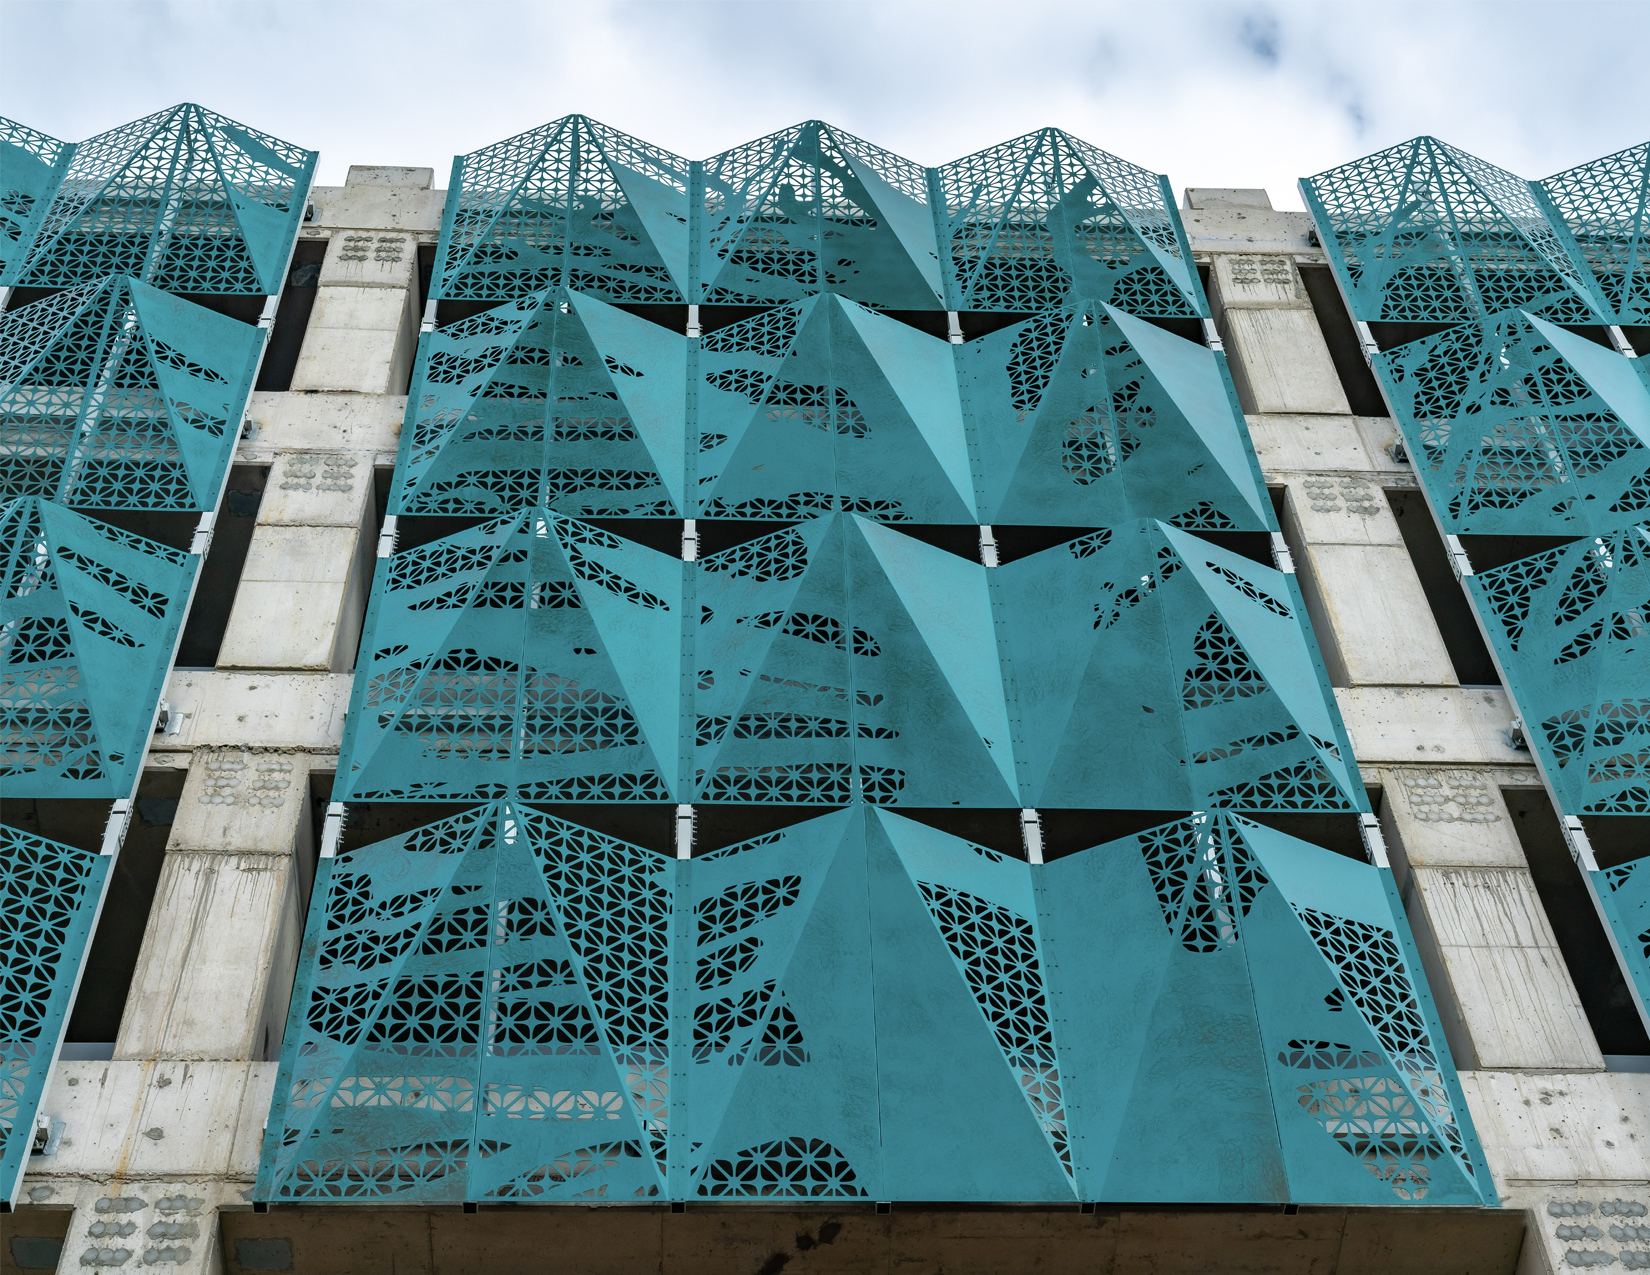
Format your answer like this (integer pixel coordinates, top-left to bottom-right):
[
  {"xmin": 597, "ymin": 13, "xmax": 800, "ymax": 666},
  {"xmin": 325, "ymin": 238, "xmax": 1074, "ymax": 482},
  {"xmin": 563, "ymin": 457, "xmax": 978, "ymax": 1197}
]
[
  {"xmin": 113, "ymin": 749, "xmax": 311, "ymax": 1063},
  {"xmin": 1277, "ymin": 472, "xmax": 1457, "ymax": 687},
  {"xmin": 1381, "ymin": 765, "xmax": 1602, "ymax": 1073},
  {"xmin": 1208, "ymin": 248, "xmax": 1350, "ymax": 415}
]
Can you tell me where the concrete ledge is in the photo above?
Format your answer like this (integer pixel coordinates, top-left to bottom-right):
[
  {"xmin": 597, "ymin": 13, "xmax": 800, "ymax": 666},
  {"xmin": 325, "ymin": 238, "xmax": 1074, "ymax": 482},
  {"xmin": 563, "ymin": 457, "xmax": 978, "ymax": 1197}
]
[
  {"xmin": 1336, "ymin": 687, "xmax": 1527, "ymax": 765},
  {"xmin": 239, "ymin": 391, "xmax": 403, "ymax": 463},
  {"xmin": 1461, "ymin": 1069, "xmax": 1650, "ymax": 1185},
  {"xmin": 154, "ymin": 672, "xmax": 353, "ymax": 752}
]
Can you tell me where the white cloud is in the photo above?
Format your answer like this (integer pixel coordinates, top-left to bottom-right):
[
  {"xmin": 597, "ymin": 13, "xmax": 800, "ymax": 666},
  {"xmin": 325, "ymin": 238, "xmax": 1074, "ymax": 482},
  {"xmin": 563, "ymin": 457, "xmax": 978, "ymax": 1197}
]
[{"xmin": 1, "ymin": 0, "xmax": 1641, "ymax": 207}]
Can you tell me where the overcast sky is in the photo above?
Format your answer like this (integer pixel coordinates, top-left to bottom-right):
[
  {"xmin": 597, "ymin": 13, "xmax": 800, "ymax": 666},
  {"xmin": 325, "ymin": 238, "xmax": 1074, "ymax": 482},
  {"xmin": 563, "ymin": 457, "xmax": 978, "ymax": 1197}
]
[{"xmin": 3, "ymin": 0, "xmax": 1642, "ymax": 208}]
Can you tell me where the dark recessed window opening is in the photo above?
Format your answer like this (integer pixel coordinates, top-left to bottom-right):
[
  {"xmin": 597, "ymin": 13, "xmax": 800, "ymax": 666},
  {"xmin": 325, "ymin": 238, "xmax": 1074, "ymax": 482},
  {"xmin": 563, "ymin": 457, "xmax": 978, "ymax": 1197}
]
[
  {"xmin": 1038, "ymin": 809, "xmax": 1191, "ymax": 862},
  {"xmin": 1241, "ymin": 808, "xmax": 1375, "ymax": 863},
  {"xmin": 697, "ymin": 520, "xmax": 799, "ymax": 557},
  {"xmin": 692, "ymin": 805, "xmax": 835, "ymax": 855},
  {"xmin": 1195, "ymin": 531, "xmax": 1275, "ymax": 569},
  {"xmin": 1385, "ymin": 489, "xmax": 1499, "ymax": 685},
  {"xmin": 613, "ymin": 303, "xmax": 689, "ymax": 334},
  {"xmin": 991, "ymin": 526, "xmax": 1101, "ymax": 565},
  {"xmin": 1457, "ymin": 534, "xmax": 1584, "ymax": 575},
  {"xmin": 1582, "ymin": 816, "xmax": 1650, "ymax": 872},
  {"xmin": 1622, "ymin": 326, "xmax": 1650, "ymax": 357},
  {"xmin": 1365, "ymin": 320, "xmax": 1457, "ymax": 352},
  {"xmin": 895, "ymin": 808, "xmax": 1026, "ymax": 859},
  {"xmin": 583, "ymin": 519, "xmax": 685, "ymax": 556},
  {"xmin": 1505, "ymin": 789, "xmax": 1650, "ymax": 1057},
  {"xmin": 393, "ymin": 514, "xmax": 496, "ymax": 553},
  {"xmin": 76, "ymin": 509, "xmax": 197, "ymax": 554},
  {"xmin": 1298, "ymin": 265, "xmax": 1388, "ymax": 416},
  {"xmin": 416, "ymin": 244, "xmax": 436, "ymax": 314},
  {"xmin": 175, "ymin": 465, "xmax": 267, "ymax": 667},
  {"xmin": 256, "ymin": 240, "xmax": 329, "ymax": 392},
  {"xmin": 434, "ymin": 297, "xmax": 509, "ymax": 328},
  {"xmin": 1140, "ymin": 315, "xmax": 1206, "ymax": 344}
]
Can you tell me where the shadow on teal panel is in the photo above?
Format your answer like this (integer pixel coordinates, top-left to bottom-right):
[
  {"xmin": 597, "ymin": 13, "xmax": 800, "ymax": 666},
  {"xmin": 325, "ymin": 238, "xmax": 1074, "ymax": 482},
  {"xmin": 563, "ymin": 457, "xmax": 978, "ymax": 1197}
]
[
  {"xmin": 1, "ymin": 826, "xmax": 109, "ymax": 1205},
  {"xmin": 432, "ymin": 115, "xmax": 689, "ymax": 306},
  {"xmin": 2, "ymin": 497, "xmax": 196, "ymax": 798},
  {"xmin": 393, "ymin": 287, "xmax": 684, "ymax": 517},
  {"xmin": 960, "ymin": 303, "xmax": 1271, "ymax": 529},
  {"xmin": 0, "ymin": 277, "xmax": 261, "ymax": 510},
  {"xmin": 1597, "ymin": 855, "xmax": 1650, "ymax": 1031},
  {"xmin": 696, "ymin": 297, "xmax": 974, "ymax": 521},
  {"xmin": 10, "ymin": 103, "xmax": 315, "ymax": 294},
  {"xmin": 1376, "ymin": 309, "xmax": 1650, "ymax": 536},
  {"xmin": 936, "ymin": 128, "xmax": 1202, "ymax": 316},
  {"xmin": 1538, "ymin": 143, "xmax": 1650, "ymax": 327},
  {"xmin": 0, "ymin": 117, "xmax": 73, "ymax": 284},
  {"xmin": 257, "ymin": 805, "xmax": 1492, "ymax": 1205},
  {"xmin": 339, "ymin": 510, "xmax": 681, "ymax": 802},
  {"xmin": 1466, "ymin": 526, "xmax": 1650, "ymax": 814},
  {"xmin": 1301, "ymin": 136, "xmax": 1608, "ymax": 324},
  {"xmin": 700, "ymin": 122, "xmax": 943, "ymax": 309}
]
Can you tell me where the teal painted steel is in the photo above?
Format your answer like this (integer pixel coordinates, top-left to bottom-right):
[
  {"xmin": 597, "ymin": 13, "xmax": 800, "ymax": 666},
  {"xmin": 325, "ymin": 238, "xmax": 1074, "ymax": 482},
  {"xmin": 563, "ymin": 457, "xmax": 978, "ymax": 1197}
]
[
  {"xmin": 1597, "ymin": 854, "xmax": 1650, "ymax": 1026},
  {"xmin": 1301, "ymin": 136, "xmax": 1614, "ymax": 324},
  {"xmin": 1376, "ymin": 308, "xmax": 1650, "ymax": 536},
  {"xmin": 0, "ymin": 277, "xmax": 262, "ymax": 510},
  {"xmin": 1538, "ymin": 143, "xmax": 1650, "ymax": 327},
  {"xmin": 428, "ymin": 117, "xmax": 1201, "ymax": 316},
  {"xmin": 1, "ymin": 496, "xmax": 196, "ymax": 798},
  {"xmin": 10, "ymin": 103, "xmax": 316, "ymax": 295},
  {"xmin": 256, "ymin": 805, "xmax": 1492, "ymax": 1205},
  {"xmin": 1, "ymin": 826, "xmax": 110, "ymax": 1205},
  {"xmin": 0, "ymin": 117, "xmax": 73, "ymax": 285},
  {"xmin": 1466, "ymin": 527, "xmax": 1650, "ymax": 815},
  {"xmin": 347, "ymin": 512, "xmax": 1357, "ymax": 812},
  {"xmin": 395, "ymin": 290, "xmax": 1267, "ymax": 527}
]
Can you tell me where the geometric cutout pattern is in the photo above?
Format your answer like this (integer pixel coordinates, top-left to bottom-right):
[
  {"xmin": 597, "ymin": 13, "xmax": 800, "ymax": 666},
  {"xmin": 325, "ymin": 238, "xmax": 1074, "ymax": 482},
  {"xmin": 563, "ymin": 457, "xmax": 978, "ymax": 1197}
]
[
  {"xmin": 1, "ymin": 825, "xmax": 109, "ymax": 1205},
  {"xmin": 258, "ymin": 805, "xmax": 1494, "ymax": 1205},
  {"xmin": 0, "ymin": 278, "xmax": 261, "ymax": 511},
  {"xmin": 1, "ymin": 496, "xmax": 196, "ymax": 798},
  {"xmin": 1597, "ymin": 853, "xmax": 1650, "ymax": 1032},
  {"xmin": 1538, "ymin": 142, "xmax": 1650, "ymax": 327},
  {"xmin": 0, "ymin": 116, "xmax": 73, "ymax": 284},
  {"xmin": 9, "ymin": 103, "xmax": 315, "ymax": 294},
  {"xmin": 1466, "ymin": 528, "xmax": 1650, "ymax": 814}
]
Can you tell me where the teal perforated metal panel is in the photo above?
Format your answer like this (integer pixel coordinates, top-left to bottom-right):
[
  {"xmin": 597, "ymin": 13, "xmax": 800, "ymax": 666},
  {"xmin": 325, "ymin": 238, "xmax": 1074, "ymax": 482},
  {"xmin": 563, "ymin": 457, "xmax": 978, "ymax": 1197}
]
[
  {"xmin": 1, "ymin": 826, "xmax": 109, "ymax": 1206},
  {"xmin": 1597, "ymin": 854, "xmax": 1650, "ymax": 1027},
  {"xmin": 1, "ymin": 496, "xmax": 197, "ymax": 798},
  {"xmin": 1376, "ymin": 308, "xmax": 1650, "ymax": 536},
  {"xmin": 0, "ymin": 277, "xmax": 262, "ymax": 511},
  {"xmin": 0, "ymin": 117, "xmax": 73, "ymax": 285},
  {"xmin": 10, "ymin": 103, "xmax": 315, "ymax": 294},
  {"xmin": 1466, "ymin": 527, "xmax": 1650, "ymax": 815},
  {"xmin": 1538, "ymin": 143, "xmax": 1650, "ymax": 327},
  {"xmin": 255, "ymin": 805, "xmax": 1492, "ymax": 1206}
]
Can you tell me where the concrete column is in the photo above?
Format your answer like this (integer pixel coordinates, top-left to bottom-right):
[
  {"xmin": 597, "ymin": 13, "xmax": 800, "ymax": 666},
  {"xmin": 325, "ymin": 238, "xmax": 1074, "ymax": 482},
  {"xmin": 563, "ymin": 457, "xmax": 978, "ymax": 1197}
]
[
  {"xmin": 1277, "ymin": 473, "xmax": 1457, "ymax": 687},
  {"xmin": 113, "ymin": 748, "xmax": 312, "ymax": 1063},
  {"xmin": 1208, "ymin": 249, "xmax": 1350, "ymax": 415},
  {"xmin": 1381, "ymin": 765, "xmax": 1603, "ymax": 1073},
  {"xmin": 216, "ymin": 448, "xmax": 375, "ymax": 672}
]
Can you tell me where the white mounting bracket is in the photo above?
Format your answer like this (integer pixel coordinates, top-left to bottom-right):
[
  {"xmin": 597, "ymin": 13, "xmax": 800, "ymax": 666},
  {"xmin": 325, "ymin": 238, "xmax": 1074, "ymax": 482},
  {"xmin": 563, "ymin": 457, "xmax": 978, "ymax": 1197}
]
[
  {"xmin": 1353, "ymin": 319, "xmax": 1381, "ymax": 368},
  {"xmin": 675, "ymin": 805, "xmax": 696, "ymax": 860},
  {"xmin": 100, "ymin": 799, "xmax": 133, "ymax": 857},
  {"xmin": 978, "ymin": 525, "xmax": 999, "ymax": 569},
  {"xmin": 685, "ymin": 305, "xmax": 701, "ymax": 340},
  {"xmin": 377, "ymin": 515, "xmax": 399, "ymax": 559},
  {"xmin": 31, "ymin": 1112, "xmax": 51, "ymax": 1154},
  {"xmin": 1443, "ymin": 535, "xmax": 1473, "ymax": 580},
  {"xmin": 1269, "ymin": 532, "xmax": 1295, "ymax": 574},
  {"xmin": 420, "ymin": 299, "xmax": 438, "ymax": 334},
  {"xmin": 189, "ymin": 511, "xmax": 216, "ymax": 557},
  {"xmin": 1020, "ymin": 809, "xmax": 1045, "ymax": 865},
  {"xmin": 1606, "ymin": 325, "xmax": 1638, "ymax": 358},
  {"xmin": 1200, "ymin": 317, "xmax": 1224, "ymax": 354},
  {"xmin": 154, "ymin": 701, "xmax": 183, "ymax": 736},
  {"xmin": 320, "ymin": 802, "xmax": 346, "ymax": 859},
  {"xmin": 946, "ymin": 311, "xmax": 964, "ymax": 345},
  {"xmin": 681, "ymin": 519, "xmax": 699, "ymax": 562},
  {"xmin": 1563, "ymin": 815, "xmax": 1599, "ymax": 872},
  {"xmin": 257, "ymin": 295, "xmax": 279, "ymax": 329},
  {"xmin": 1507, "ymin": 717, "xmax": 1528, "ymax": 751},
  {"xmin": 1358, "ymin": 813, "xmax": 1390, "ymax": 869}
]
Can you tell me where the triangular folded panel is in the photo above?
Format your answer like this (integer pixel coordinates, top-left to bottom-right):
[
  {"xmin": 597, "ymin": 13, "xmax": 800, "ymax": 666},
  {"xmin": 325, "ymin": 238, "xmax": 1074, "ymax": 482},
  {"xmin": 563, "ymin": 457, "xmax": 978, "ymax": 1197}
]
[
  {"xmin": 700, "ymin": 121, "xmax": 944, "ymax": 309},
  {"xmin": 1377, "ymin": 308, "xmax": 1650, "ymax": 536},
  {"xmin": 935, "ymin": 128, "xmax": 1202, "ymax": 315},
  {"xmin": 11, "ymin": 103, "xmax": 315, "ymax": 294},
  {"xmin": 393, "ymin": 287, "xmax": 685, "ymax": 517},
  {"xmin": 1538, "ymin": 142, "xmax": 1650, "ymax": 327},
  {"xmin": 0, "ymin": 116, "xmax": 74, "ymax": 284},
  {"xmin": 1301, "ymin": 136, "xmax": 1605, "ymax": 324},
  {"xmin": 1, "ymin": 496, "xmax": 196, "ymax": 798},
  {"xmin": 695, "ymin": 296, "xmax": 975, "ymax": 522},
  {"xmin": 255, "ymin": 802, "xmax": 672, "ymax": 1204},
  {"xmin": 1596, "ymin": 853, "xmax": 1650, "ymax": 1033},
  {"xmin": 0, "ymin": 826, "xmax": 110, "ymax": 1206},
  {"xmin": 433, "ymin": 115, "xmax": 690, "ymax": 305},
  {"xmin": 1466, "ymin": 526, "xmax": 1650, "ymax": 815},
  {"xmin": 960, "ymin": 302, "xmax": 1272, "ymax": 528},
  {"xmin": 339, "ymin": 511, "xmax": 682, "ymax": 803},
  {"xmin": 0, "ymin": 277, "xmax": 261, "ymax": 511},
  {"xmin": 997, "ymin": 521, "xmax": 1360, "ymax": 811}
]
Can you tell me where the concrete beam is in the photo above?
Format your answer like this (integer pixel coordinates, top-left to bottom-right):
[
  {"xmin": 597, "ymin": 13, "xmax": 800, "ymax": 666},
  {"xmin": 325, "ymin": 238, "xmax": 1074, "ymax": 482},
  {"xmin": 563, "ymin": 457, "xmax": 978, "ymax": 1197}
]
[
  {"xmin": 1246, "ymin": 413, "xmax": 1410, "ymax": 479},
  {"xmin": 238, "ymin": 390, "xmax": 403, "ymax": 463},
  {"xmin": 151, "ymin": 672, "xmax": 352, "ymax": 753},
  {"xmin": 1207, "ymin": 254, "xmax": 1349, "ymax": 415},
  {"xmin": 288, "ymin": 281, "xmax": 418, "ymax": 396},
  {"xmin": 1335, "ymin": 686, "xmax": 1528, "ymax": 766}
]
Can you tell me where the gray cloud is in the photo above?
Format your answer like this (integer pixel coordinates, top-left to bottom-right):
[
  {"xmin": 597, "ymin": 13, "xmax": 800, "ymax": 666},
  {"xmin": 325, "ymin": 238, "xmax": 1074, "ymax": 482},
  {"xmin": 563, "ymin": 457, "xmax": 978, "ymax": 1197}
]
[{"xmin": 0, "ymin": 0, "xmax": 1641, "ymax": 209}]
